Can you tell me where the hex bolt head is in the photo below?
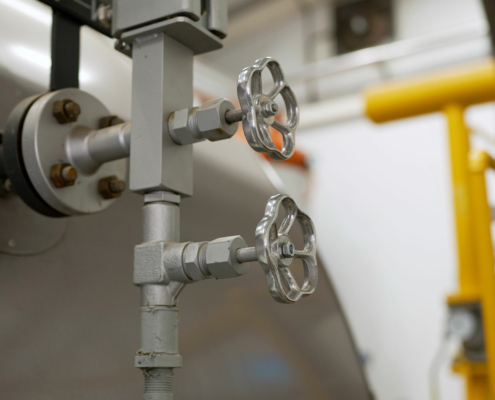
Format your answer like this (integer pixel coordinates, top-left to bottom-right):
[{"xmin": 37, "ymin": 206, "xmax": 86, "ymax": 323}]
[
  {"xmin": 262, "ymin": 101, "xmax": 279, "ymax": 118},
  {"xmin": 99, "ymin": 115, "xmax": 124, "ymax": 128},
  {"xmin": 50, "ymin": 163, "xmax": 78, "ymax": 188},
  {"xmin": 99, "ymin": 175, "xmax": 125, "ymax": 199},
  {"xmin": 53, "ymin": 99, "xmax": 81, "ymax": 124}
]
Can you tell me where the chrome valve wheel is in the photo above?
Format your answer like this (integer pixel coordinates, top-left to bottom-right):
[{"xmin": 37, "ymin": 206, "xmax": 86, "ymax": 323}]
[
  {"xmin": 237, "ymin": 57, "xmax": 299, "ymax": 161},
  {"xmin": 254, "ymin": 194, "xmax": 317, "ymax": 303}
]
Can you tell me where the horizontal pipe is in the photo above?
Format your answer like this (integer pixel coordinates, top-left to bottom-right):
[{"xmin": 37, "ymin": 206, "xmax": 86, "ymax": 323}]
[
  {"xmin": 67, "ymin": 122, "xmax": 131, "ymax": 174},
  {"xmin": 365, "ymin": 59, "xmax": 495, "ymax": 123},
  {"xmin": 87, "ymin": 122, "xmax": 131, "ymax": 164}
]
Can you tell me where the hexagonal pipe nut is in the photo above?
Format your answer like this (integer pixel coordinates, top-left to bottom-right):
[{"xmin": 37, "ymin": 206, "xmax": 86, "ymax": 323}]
[
  {"xmin": 183, "ymin": 241, "xmax": 209, "ymax": 281},
  {"xmin": 205, "ymin": 236, "xmax": 248, "ymax": 279},
  {"xmin": 168, "ymin": 108, "xmax": 201, "ymax": 145},
  {"xmin": 195, "ymin": 98, "xmax": 237, "ymax": 142},
  {"xmin": 168, "ymin": 98, "xmax": 237, "ymax": 146}
]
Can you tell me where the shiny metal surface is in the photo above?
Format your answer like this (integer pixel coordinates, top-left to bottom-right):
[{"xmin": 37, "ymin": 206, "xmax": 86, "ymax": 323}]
[
  {"xmin": 254, "ymin": 194, "xmax": 317, "ymax": 304},
  {"xmin": 129, "ymin": 32, "xmax": 194, "ymax": 196},
  {"xmin": 168, "ymin": 98, "xmax": 237, "ymax": 145},
  {"xmin": 67, "ymin": 122, "xmax": 131, "ymax": 174},
  {"xmin": 22, "ymin": 89, "xmax": 127, "ymax": 215},
  {"xmin": 237, "ymin": 57, "xmax": 298, "ymax": 161}
]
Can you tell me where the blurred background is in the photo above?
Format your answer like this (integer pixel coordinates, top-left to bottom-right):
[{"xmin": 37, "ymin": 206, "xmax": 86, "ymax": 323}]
[
  {"xmin": 3, "ymin": 0, "xmax": 495, "ymax": 399},
  {"xmin": 198, "ymin": 1, "xmax": 493, "ymax": 400},
  {"xmin": 204, "ymin": 1, "xmax": 495, "ymax": 399}
]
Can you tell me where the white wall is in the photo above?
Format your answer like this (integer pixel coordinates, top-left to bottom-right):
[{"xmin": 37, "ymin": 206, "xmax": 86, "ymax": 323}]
[{"xmin": 296, "ymin": 99, "xmax": 495, "ymax": 400}]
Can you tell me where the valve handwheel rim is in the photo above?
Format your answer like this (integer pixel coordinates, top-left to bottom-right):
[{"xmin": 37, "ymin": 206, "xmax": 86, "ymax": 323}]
[
  {"xmin": 255, "ymin": 194, "xmax": 317, "ymax": 304},
  {"xmin": 237, "ymin": 57, "xmax": 299, "ymax": 161}
]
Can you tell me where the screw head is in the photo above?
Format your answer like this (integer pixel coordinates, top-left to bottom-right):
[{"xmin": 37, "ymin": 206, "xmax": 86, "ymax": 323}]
[
  {"xmin": 262, "ymin": 101, "xmax": 279, "ymax": 118},
  {"xmin": 50, "ymin": 163, "xmax": 78, "ymax": 188},
  {"xmin": 99, "ymin": 176, "xmax": 125, "ymax": 199},
  {"xmin": 281, "ymin": 243, "xmax": 295, "ymax": 258},
  {"xmin": 53, "ymin": 99, "xmax": 81, "ymax": 124}
]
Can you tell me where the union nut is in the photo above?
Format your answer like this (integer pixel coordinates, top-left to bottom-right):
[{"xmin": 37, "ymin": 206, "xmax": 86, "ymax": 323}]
[
  {"xmin": 205, "ymin": 236, "xmax": 248, "ymax": 279},
  {"xmin": 183, "ymin": 236, "xmax": 248, "ymax": 281},
  {"xmin": 169, "ymin": 98, "xmax": 238, "ymax": 145}
]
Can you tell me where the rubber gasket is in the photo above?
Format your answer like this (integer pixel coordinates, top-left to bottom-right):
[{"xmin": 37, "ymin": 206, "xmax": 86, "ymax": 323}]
[{"xmin": 3, "ymin": 95, "xmax": 66, "ymax": 218}]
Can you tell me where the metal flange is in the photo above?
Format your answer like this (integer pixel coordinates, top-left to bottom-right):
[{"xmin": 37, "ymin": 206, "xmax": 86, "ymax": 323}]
[{"xmin": 21, "ymin": 89, "xmax": 127, "ymax": 216}]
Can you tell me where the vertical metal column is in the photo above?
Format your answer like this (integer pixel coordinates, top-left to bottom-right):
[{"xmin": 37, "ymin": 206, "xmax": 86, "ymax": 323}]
[
  {"xmin": 444, "ymin": 104, "xmax": 479, "ymax": 299},
  {"xmin": 129, "ymin": 33, "xmax": 194, "ymax": 195},
  {"xmin": 469, "ymin": 150, "xmax": 495, "ymax": 396},
  {"xmin": 139, "ymin": 197, "xmax": 182, "ymax": 400},
  {"xmin": 129, "ymin": 26, "xmax": 195, "ymax": 400},
  {"xmin": 444, "ymin": 105, "xmax": 487, "ymax": 400}
]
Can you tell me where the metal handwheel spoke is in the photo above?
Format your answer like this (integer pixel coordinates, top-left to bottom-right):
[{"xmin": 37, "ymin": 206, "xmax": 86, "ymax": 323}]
[
  {"xmin": 280, "ymin": 268, "xmax": 300, "ymax": 291},
  {"xmin": 254, "ymin": 194, "xmax": 318, "ymax": 304},
  {"xmin": 293, "ymin": 249, "xmax": 314, "ymax": 260},
  {"xmin": 267, "ymin": 81, "xmax": 285, "ymax": 101},
  {"xmin": 237, "ymin": 57, "xmax": 299, "ymax": 161},
  {"xmin": 278, "ymin": 200, "xmax": 298, "ymax": 236},
  {"xmin": 271, "ymin": 119, "xmax": 292, "ymax": 135}
]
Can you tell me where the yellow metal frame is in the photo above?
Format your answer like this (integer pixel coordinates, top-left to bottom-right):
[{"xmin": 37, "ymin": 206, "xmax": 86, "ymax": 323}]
[{"xmin": 365, "ymin": 59, "xmax": 495, "ymax": 400}]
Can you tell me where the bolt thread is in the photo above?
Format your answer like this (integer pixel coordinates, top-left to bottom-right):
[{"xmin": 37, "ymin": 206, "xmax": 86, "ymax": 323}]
[{"xmin": 144, "ymin": 369, "xmax": 173, "ymax": 393}]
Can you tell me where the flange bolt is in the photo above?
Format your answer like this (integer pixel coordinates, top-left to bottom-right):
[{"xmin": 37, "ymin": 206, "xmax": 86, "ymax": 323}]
[
  {"xmin": 99, "ymin": 115, "xmax": 124, "ymax": 128},
  {"xmin": 99, "ymin": 176, "xmax": 125, "ymax": 199},
  {"xmin": 50, "ymin": 163, "xmax": 78, "ymax": 188},
  {"xmin": 53, "ymin": 99, "xmax": 81, "ymax": 124}
]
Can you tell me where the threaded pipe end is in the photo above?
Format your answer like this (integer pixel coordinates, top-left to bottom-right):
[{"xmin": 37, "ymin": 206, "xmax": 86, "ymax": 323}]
[{"xmin": 144, "ymin": 368, "xmax": 173, "ymax": 394}]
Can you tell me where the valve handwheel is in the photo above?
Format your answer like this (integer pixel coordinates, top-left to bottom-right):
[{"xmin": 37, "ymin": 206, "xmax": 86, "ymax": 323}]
[
  {"xmin": 254, "ymin": 194, "xmax": 317, "ymax": 303},
  {"xmin": 237, "ymin": 57, "xmax": 299, "ymax": 161}
]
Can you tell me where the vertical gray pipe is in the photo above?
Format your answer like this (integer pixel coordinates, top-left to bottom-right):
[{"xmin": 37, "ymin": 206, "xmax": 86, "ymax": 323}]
[
  {"xmin": 142, "ymin": 201, "xmax": 179, "ymax": 243},
  {"xmin": 140, "ymin": 196, "xmax": 181, "ymax": 400}
]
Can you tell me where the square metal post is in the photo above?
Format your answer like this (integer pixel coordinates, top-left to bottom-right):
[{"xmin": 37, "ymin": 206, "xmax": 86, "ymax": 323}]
[{"xmin": 129, "ymin": 33, "xmax": 194, "ymax": 196}]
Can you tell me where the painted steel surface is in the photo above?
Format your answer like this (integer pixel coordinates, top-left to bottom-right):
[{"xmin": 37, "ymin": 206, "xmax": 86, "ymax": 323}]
[{"xmin": 365, "ymin": 59, "xmax": 495, "ymax": 123}]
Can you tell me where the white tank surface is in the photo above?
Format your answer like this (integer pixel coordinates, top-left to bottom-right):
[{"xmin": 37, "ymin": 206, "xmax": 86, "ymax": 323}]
[{"xmin": 0, "ymin": 1, "xmax": 371, "ymax": 399}]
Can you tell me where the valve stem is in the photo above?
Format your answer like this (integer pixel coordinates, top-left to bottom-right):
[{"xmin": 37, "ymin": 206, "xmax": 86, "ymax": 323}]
[
  {"xmin": 236, "ymin": 247, "xmax": 258, "ymax": 263},
  {"xmin": 225, "ymin": 101, "xmax": 279, "ymax": 125},
  {"xmin": 225, "ymin": 109, "xmax": 243, "ymax": 124}
]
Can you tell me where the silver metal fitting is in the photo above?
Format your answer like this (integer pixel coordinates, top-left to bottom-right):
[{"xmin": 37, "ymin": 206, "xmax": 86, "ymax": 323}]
[
  {"xmin": 182, "ymin": 236, "xmax": 248, "ymax": 280},
  {"xmin": 144, "ymin": 191, "xmax": 181, "ymax": 205},
  {"xmin": 134, "ymin": 242, "xmax": 191, "ymax": 286},
  {"xmin": 182, "ymin": 241, "xmax": 210, "ymax": 281},
  {"xmin": 168, "ymin": 98, "xmax": 237, "ymax": 145},
  {"xmin": 205, "ymin": 236, "xmax": 248, "ymax": 279}
]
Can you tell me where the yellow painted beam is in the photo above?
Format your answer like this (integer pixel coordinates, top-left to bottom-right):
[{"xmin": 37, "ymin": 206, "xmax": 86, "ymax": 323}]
[
  {"xmin": 445, "ymin": 104, "xmax": 479, "ymax": 300},
  {"xmin": 469, "ymin": 150, "xmax": 495, "ymax": 398},
  {"xmin": 364, "ymin": 59, "xmax": 495, "ymax": 400},
  {"xmin": 365, "ymin": 59, "xmax": 495, "ymax": 123}
]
